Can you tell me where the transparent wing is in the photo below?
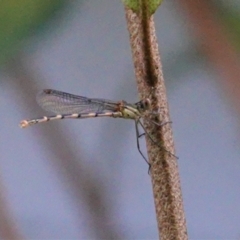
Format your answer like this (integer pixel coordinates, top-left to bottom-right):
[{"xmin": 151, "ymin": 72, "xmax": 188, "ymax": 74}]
[{"xmin": 36, "ymin": 89, "xmax": 119, "ymax": 114}]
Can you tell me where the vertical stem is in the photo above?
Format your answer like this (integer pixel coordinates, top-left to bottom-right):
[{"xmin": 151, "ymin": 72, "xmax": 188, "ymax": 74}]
[{"xmin": 125, "ymin": 5, "xmax": 188, "ymax": 240}]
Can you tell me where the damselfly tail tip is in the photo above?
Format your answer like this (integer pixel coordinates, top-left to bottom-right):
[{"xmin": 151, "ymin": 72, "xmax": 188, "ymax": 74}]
[{"xmin": 19, "ymin": 120, "xmax": 30, "ymax": 128}]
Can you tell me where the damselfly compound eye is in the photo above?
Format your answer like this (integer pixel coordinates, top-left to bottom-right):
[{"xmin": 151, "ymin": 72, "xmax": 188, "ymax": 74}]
[{"xmin": 136, "ymin": 99, "xmax": 150, "ymax": 112}]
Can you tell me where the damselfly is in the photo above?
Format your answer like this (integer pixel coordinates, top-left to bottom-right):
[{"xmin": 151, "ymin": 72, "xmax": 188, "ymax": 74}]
[{"xmin": 20, "ymin": 89, "xmax": 170, "ymax": 165}]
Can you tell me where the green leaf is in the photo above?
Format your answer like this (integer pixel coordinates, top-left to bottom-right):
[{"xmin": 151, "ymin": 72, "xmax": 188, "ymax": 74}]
[
  {"xmin": 122, "ymin": 0, "xmax": 140, "ymax": 13},
  {"xmin": 122, "ymin": 0, "xmax": 163, "ymax": 15},
  {"xmin": 148, "ymin": 0, "xmax": 163, "ymax": 15}
]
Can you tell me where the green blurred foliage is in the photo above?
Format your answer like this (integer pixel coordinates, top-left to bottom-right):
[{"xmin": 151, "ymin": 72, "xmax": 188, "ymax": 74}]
[
  {"xmin": 214, "ymin": 1, "xmax": 240, "ymax": 52},
  {"xmin": 0, "ymin": 0, "xmax": 66, "ymax": 65},
  {"xmin": 221, "ymin": 12, "xmax": 240, "ymax": 52}
]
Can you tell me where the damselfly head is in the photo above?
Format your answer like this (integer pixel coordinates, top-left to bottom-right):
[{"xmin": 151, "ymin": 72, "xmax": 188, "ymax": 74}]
[{"xmin": 136, "ymin": 98, "xmax": 150, "ymax": 112}]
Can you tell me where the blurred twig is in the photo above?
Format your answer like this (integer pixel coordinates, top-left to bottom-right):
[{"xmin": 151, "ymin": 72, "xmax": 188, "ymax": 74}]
[
  {"xmin": 6, "ymin": 55, "xmax": 123, "ymax": 239},
  {"xmin": 179, "ymin": 0, "xmax": 240, "ymax": 115},
  {"xmin": 124, "ymin": 3, "xmax": 187, "ymax": 240},
  {"xmin": 0, "ymin": 175, "xmax": 25, "ymax": 240}
]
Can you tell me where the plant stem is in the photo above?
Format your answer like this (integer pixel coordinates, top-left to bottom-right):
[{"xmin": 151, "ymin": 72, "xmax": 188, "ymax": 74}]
[{"xmin": 125, "ymin": 5, "xmax": 188, "ymax": 240}]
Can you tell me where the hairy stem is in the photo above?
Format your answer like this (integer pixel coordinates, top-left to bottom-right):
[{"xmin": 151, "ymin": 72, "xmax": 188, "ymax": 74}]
[{"xmin": 125, "ymin": 4, "xmax": 188, "ymax": 240}]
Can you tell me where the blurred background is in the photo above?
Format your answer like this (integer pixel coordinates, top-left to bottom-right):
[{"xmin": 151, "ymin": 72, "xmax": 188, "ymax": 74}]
[{"xmin": 0, "ymin": 0, "xmax": 240, "ymax": 239}]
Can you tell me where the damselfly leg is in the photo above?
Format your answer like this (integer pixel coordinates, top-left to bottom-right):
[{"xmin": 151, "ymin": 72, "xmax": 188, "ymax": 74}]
[{"xmin": 135, "ymin": 118, "xmax": 178, "ymax": 166}]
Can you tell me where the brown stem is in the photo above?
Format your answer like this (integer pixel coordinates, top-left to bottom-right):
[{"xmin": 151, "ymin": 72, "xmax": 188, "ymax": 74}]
[{"xmin": 125, "ymin": 5, "xmax": 188, "ymax": 240}]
